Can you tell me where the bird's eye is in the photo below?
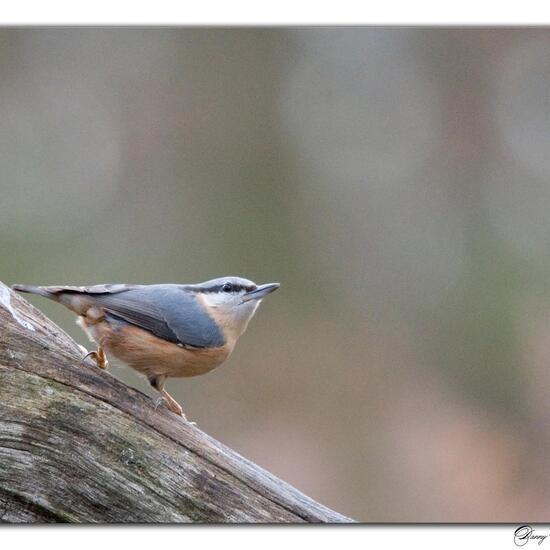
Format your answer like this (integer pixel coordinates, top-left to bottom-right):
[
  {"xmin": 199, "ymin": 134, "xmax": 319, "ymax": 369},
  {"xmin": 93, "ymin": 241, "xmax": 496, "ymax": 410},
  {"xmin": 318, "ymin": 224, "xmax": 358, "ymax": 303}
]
[{"xmin": 222, "ymin": 283, "xmax": 233, "ymax": 293}]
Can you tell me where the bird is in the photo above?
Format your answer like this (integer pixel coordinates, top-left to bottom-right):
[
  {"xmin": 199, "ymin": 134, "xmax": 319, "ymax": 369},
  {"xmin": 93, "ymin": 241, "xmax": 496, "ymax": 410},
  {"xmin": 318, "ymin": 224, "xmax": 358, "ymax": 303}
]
[{"xmin": 12, "ymin": 277, "xmax": 279, "ymax": 420}]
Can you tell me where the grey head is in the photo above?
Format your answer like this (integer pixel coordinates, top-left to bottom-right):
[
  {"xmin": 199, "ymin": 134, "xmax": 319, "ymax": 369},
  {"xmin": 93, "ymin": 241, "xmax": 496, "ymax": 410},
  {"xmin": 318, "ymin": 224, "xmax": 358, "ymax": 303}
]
[{"xmin": 183, "ymin": 276, "xmax": 280, "ymax": 338}]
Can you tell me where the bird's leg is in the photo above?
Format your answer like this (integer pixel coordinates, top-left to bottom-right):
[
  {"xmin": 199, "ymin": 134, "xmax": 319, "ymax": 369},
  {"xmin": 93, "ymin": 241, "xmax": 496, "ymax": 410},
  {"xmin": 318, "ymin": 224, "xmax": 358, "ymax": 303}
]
[
  {"xmin": 148, "ymin": 375, "xmax": 188, "ymax": 421},
  {"xmin": 82, "ymin": 346, "xmax": 109, "ymax": 369}
]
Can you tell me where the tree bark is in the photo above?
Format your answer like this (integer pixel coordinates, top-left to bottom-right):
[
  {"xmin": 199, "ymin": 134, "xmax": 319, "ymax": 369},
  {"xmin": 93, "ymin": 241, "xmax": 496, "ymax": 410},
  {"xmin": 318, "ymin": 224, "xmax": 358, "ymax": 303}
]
[{"xmin": 0, "ymin": 281, "xmax": 352, "ymax": 523}]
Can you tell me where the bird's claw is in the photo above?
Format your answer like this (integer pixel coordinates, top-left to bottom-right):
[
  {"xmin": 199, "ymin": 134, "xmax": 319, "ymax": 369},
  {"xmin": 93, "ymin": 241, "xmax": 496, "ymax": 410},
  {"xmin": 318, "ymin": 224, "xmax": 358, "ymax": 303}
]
[
  {"xmin": 81, "ymin": 348, "xmax": 109, "ymax": 370},
  {"xmin": 152, "ymin": 395, "xmax": 194, "ymax": 423},
  {"xmin": 153, "ymin": 395, "xmax": 166, "ymax": 410}
]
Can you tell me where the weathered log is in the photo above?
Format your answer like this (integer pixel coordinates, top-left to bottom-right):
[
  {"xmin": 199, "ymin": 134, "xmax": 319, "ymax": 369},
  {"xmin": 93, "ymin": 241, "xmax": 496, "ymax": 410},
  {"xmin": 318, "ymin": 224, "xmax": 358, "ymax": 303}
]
[{"xmin": 0, "ymin": 281, "xmax": 351, "ymax": 523}]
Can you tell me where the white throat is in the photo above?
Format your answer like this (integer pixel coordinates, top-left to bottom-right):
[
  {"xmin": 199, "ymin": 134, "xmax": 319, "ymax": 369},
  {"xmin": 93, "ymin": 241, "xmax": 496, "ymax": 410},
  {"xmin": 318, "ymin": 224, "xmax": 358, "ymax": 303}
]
[{"xmin": 202, "ymin": 293, "xmax": 261, "ymax": 338}]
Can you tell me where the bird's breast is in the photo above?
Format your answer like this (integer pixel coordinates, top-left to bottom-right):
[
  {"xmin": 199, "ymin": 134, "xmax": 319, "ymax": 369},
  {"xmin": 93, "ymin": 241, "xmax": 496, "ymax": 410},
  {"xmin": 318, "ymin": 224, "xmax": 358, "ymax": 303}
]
[{"xmin": 91, "ymin": 319, "xmax": 234, "ymax": 378}]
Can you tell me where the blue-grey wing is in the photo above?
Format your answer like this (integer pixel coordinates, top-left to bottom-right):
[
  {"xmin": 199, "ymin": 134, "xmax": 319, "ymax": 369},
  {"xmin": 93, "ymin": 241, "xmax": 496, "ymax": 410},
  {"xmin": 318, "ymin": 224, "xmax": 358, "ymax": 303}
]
[{"xmin": 92, "ymin": 285, "xmax": 225, "ymax": 349}]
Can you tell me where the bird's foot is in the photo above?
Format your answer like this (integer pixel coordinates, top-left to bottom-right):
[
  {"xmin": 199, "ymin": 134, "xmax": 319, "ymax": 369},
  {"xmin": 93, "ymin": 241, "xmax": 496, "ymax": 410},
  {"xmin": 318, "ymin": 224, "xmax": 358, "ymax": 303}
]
[
  {"xmin": 153, "ymin": 395, "xmax": 166, "ymax": 410},
  {"xmin": 153, "ymin": 393, "xmax": 194, "ymax": 424},
  {"xmin": 81, "ymin": 347, "xmax": 109, "ymax": 370}
]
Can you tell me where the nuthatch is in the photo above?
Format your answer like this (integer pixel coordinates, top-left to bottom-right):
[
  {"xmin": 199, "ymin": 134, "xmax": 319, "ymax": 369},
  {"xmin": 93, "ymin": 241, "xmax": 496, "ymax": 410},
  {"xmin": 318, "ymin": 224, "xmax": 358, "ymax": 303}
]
[{"xmin": 13, "ymin": 277, "xmax": 279, "ymax": 419}]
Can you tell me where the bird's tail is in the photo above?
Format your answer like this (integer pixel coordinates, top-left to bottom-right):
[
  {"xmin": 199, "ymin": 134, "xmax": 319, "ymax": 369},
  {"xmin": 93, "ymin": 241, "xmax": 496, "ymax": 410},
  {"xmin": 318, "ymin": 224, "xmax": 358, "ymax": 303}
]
[{"xmin": 12, "ymin": 284, "xmax": 54, "ymax": 299}]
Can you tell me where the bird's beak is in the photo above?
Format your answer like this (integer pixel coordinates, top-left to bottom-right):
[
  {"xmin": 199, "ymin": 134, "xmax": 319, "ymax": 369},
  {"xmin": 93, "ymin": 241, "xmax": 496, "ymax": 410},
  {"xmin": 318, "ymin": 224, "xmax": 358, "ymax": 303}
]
[{"xmin": 242, "ymin": 283, "xmax": 280, "ymax": 302}]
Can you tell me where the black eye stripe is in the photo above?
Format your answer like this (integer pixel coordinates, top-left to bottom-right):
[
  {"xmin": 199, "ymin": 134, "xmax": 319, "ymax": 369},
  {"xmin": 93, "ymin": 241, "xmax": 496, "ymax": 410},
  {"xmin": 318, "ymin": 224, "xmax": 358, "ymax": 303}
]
[{"xmin": 201, "ymin": 283, "xmax": 256, "ymax": 294}]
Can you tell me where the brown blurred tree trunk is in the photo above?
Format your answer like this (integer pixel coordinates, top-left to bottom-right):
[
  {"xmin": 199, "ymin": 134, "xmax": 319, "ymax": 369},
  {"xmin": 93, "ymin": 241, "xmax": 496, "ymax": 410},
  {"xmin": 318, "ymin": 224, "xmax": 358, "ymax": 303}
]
[{"xmin": 0, "ymin": 281, "xmax": 351, "ymax": 523}]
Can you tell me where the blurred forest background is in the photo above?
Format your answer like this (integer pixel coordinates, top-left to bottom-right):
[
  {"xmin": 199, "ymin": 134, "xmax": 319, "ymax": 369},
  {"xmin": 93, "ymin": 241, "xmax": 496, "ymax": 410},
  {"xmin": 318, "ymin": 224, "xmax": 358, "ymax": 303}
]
[{"xmin": 2, "ymin": 27, "xmax": 550, "ymax": 522}]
